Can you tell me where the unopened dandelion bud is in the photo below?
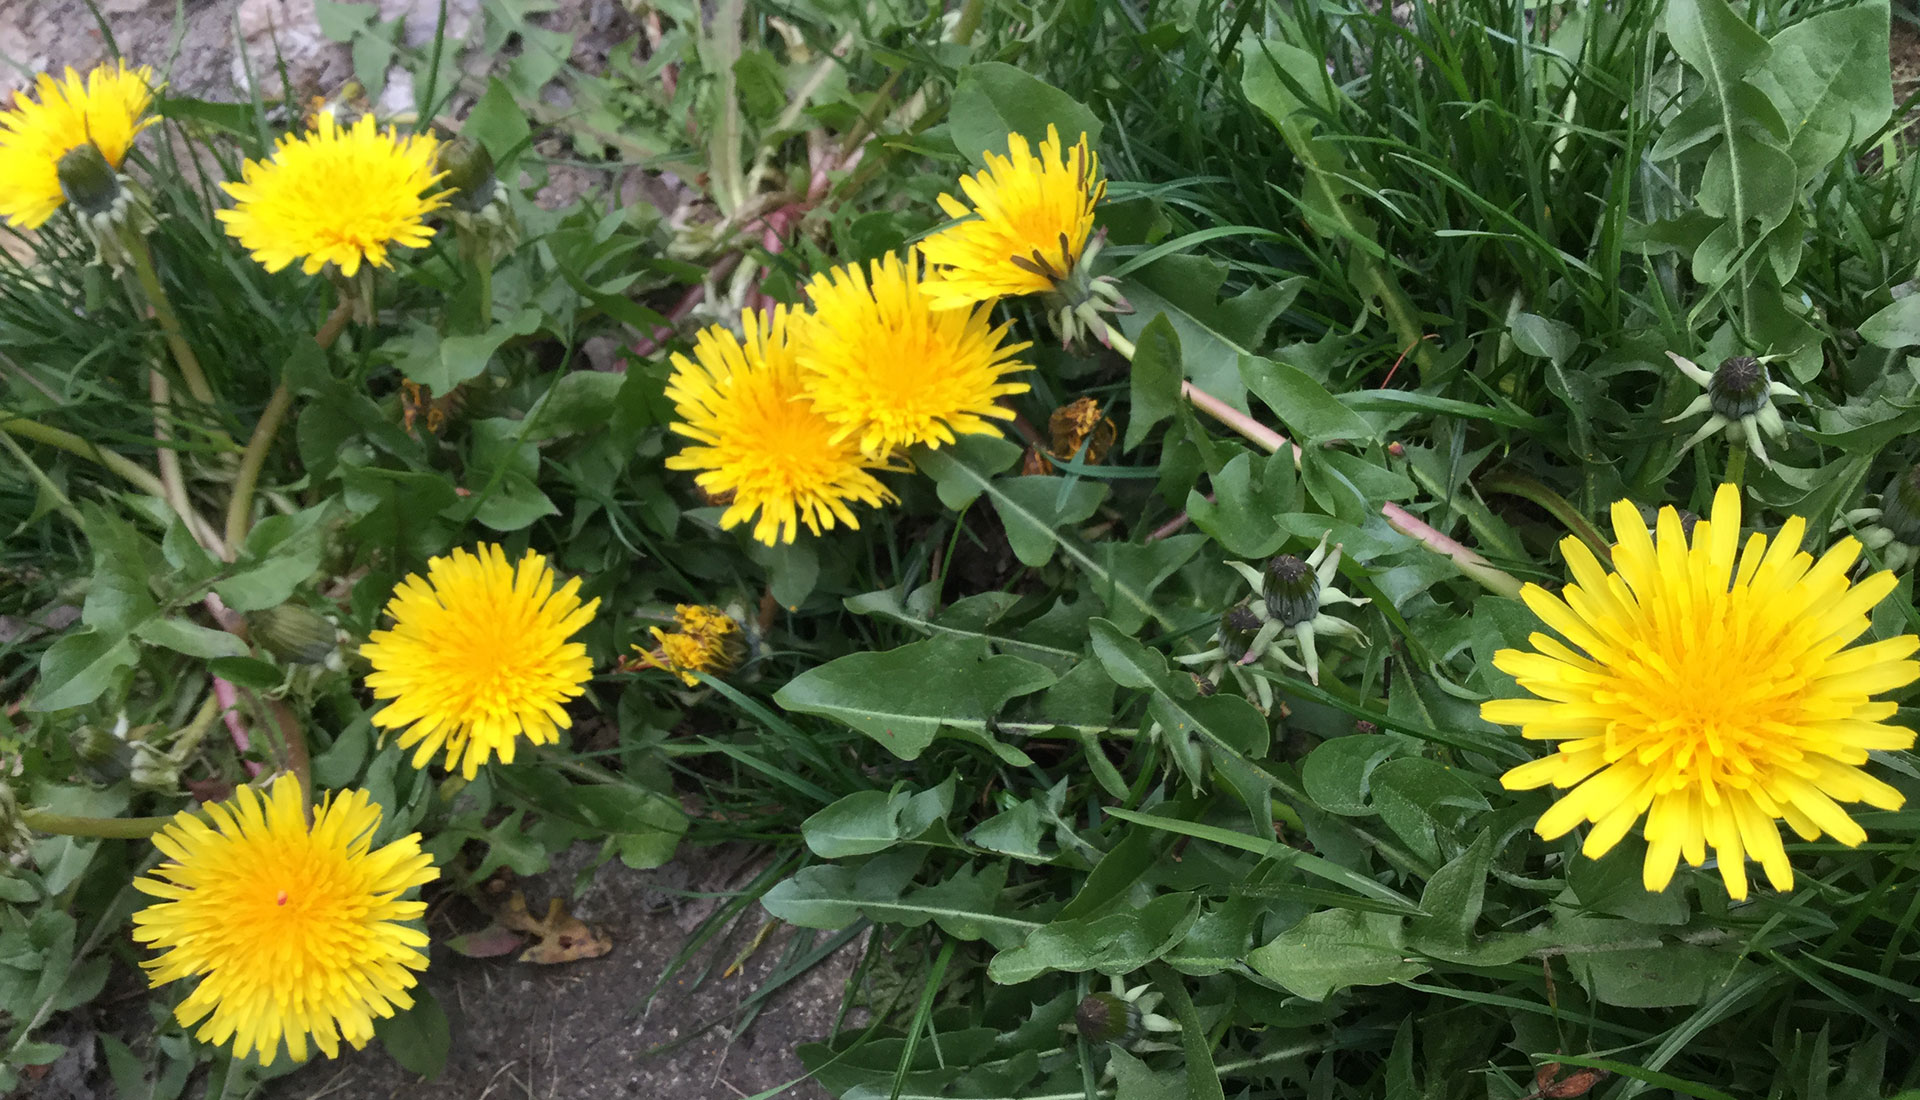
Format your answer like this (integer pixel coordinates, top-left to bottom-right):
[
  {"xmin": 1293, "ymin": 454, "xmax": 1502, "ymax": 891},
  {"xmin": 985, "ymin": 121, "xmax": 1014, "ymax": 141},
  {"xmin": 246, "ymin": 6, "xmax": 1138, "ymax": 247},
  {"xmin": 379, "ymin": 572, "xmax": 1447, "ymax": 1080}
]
[
  {"xmin": 1075, "ymin": 991, "xmax": 1141, "ymax": 1044},
  {"xmin": 1264, "ymin": 554, "xmax": 1321, "ymax": 627},
  {"xmin": 57, "ymin": 144, "xmax": 122, "ymax": 216},
  {"xmin": 71, "ymin": 724, "xmax": 131, "ymax": 781},
  {"xmin": 1217, "ymin": 605, "xmax": 1263, "ymax": 663},
  {"xmin": 1879, "ymin": 465, "xmax": 1920, "ymax": 547},
  {"xmin": 1709, "ymin": 356, "xmax": 1769, "ymax": 420},
  {"xmin": 436, "ymin": 137, "xmax": 498, "ymax": 213},
  {"xmin": 248, "ymin": 604, "xmax": 339, "ymax": 665}
]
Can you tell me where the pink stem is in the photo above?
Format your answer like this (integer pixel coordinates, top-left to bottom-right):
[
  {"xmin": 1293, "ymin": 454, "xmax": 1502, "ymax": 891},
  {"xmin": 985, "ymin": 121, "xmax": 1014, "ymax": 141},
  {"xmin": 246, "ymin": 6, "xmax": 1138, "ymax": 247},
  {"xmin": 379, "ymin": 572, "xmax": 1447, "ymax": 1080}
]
[
  {"xmin": 202, "ymin": 592, "xmax": 263, "ymax": 775},
  {"xmin": 1146, "ymin": 498, "xmax": 1208, "ymax": 543},
  {"xmin": 1178, "ymin": 380, "xmax": 1524, "ymax": 597},
  {"xmin": 212, "ymin": 676, "xmax": 263, "ymax": 776}
]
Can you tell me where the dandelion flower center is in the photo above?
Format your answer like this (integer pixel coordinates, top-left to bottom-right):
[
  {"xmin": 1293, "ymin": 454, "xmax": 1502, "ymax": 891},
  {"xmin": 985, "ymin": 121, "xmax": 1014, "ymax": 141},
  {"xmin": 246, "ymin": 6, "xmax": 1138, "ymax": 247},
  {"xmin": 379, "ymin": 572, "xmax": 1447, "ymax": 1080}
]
[
  {"xmin": 921, "ymin": 125, "xmax": 1105, "ymax": 310},
  {"xmin": 361, "ymin": 544, "xmax": 599, "ymax": 778},
  {"xmin": 217, "ymin": 111, "xmax": 445, "ymax": 276},
  {"xmin": 0, "ymin": 62, "xmax": 156, "ymax": 229},
  {"xmin": 131, "ymin": 775, "xmax": 437, "ymax": 1065},
  {"xmin": 1485, "ymin": 484, "xmax": 1920, "ymax": 900},
  {"xmin": 795, "ymin": 250, "xmax": 1032, "ymax": 456}
]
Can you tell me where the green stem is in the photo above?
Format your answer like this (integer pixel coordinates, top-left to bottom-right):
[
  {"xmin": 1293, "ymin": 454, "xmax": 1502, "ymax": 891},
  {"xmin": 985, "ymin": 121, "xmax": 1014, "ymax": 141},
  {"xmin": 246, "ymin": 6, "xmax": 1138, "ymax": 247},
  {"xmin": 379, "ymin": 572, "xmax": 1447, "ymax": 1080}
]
[
  {"xmin": 126, "ymin": 235, "xmax": 224, "ymax": 422},
  {"xmin": 223, "ymin": 382, "xmax": 293, "ymax": 554},
  {"xmin": 1175, "ymin": 374, "xmax": 1528, "ymax": 598},
  {"xmin": 223, "ymin": 298, "xmax": 352, "ymax": 554},
  {"xmin": 1479, "ymin": 471, "xmax": 1611, "ymax": 561},
  {"xmin": 951, "ymin": 0, "xmax": 986, "ymax": 43},
  {"xmin": 0, "ymin": 414, "xmax": 171, "ymax": 499},
  {"xmin": 149, "ymin": 369, "xmax": 226, "ymax": 556},
  {"xmin": 22, "ymin": 809, "xmax": 174, "ymax": 838},
  {"xmin": 1726, "ymin": 443, "xmax": 1747, "ymax": 489}
]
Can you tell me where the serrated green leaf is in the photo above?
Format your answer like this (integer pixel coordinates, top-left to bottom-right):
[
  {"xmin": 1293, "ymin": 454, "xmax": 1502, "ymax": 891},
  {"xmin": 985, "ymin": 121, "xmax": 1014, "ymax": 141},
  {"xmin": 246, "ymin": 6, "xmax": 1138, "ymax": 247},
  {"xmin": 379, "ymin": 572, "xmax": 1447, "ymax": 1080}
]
[
  {"xmin": 29, "ymin": 629, "xmax": 138, "ymax": 712},
  {"xmin": 948, "ymin": 63, "xmax": 1103, "ymax": 167},
  {"xmin": 134, "ymin": 618, "xmax": 248, "ymax": 659},
  {"xmin": 1125, "ymin": 313, "xmax": 1183, "ymax": 451},
  {"xmin": 1240, "ymin": 356, "xmax": 1374, "ymax": 444},
  {"xmin": 1247, "ymin": 909, "xmax": 1429, "ymax": 1000},
  {"xmin": 989, "ymin": 892, "xmax": 1198, "ymax": 984},
  {"xmin": 774, "ymin": 636, "xmax": 1055, "ymax": 759}
]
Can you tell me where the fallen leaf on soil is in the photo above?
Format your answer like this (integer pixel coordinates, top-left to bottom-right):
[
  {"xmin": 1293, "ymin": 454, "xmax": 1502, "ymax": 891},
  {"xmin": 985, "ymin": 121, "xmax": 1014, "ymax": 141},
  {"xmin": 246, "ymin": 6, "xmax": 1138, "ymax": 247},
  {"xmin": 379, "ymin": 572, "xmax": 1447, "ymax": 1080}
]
[
  {"xmin": 444, "ymin": 923, "xmax": 527, "ymax": 959},
  {"xmin": 498, "ymin": 891, "xmax": 613, "ymax": 964}
]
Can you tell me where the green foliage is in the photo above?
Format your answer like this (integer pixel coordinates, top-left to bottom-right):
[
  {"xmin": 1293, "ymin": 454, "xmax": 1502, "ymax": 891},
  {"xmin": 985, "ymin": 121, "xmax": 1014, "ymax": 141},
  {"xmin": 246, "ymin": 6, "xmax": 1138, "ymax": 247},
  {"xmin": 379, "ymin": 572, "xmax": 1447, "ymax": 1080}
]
[{"xmin": 5, "ymin": 0, "xmax": 1920, "ymax": 1097}]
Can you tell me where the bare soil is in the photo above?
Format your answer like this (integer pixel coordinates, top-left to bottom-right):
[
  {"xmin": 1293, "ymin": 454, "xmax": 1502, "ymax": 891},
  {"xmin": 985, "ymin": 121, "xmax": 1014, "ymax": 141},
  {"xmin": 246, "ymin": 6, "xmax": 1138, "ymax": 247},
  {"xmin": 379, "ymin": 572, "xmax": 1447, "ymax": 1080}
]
[{"xmin": 262, "ymin": 843, "xmax": 854, "ymax": 1100}]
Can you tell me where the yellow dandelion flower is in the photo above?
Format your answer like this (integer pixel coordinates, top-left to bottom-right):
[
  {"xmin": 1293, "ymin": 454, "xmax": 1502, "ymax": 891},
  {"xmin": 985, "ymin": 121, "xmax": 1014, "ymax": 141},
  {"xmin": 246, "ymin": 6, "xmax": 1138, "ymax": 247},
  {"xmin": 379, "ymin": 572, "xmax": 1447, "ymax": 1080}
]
[
  {"xmin": 796, "ymin": 250, "xmax": 1032, "ymax": 456},
  {"xmin": 633, "ymin": 604, "xmax": 745, "ymax": 686},
  {"xmin": 1485, "ymin": 483, "xmax": 1920, "ymax": 900},
  {"xmin": 665, "ymin": 308, "xmax": 899, "ymax": 544},
  {"xmin": 217, "ymin": 111, "xmax": 445, "ymax": 276},
  {"xmin": 131, "ymin": 774, "xmax": 437, "ymax": 1066},
  {"xmin": 0, "ymin": 62, "xmax": 156, "ymax": 229},
  {"xmin": 921, "ymin": 125, "xmax": 1106, "ymax": 310},
  {"xmin": 361, "ymin": 545, "xmax": 599, "ymax": 779}
]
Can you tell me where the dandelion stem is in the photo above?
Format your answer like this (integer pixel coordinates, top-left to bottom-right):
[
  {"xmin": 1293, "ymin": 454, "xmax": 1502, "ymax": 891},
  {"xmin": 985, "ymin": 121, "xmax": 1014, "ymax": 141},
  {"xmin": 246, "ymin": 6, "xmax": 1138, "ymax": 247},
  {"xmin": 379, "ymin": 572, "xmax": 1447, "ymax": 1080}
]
[
  {"xmin": 224, "ymin": 298, "xmax": 352, "ymax": 554},
  {"xmin": 126, "ymin": 235, "xmax": 227, "ymax": 435},
  {"xmin": 149, "ymin": 370, "xmax": 227, "ymax": 556},
  {"xmin": 951, "ymin": 0, "xmax": 987, "ymax": 43},
  {"xmin": 22, "ymin": 809, "xmax": 173, "ymax": 838},
  {"xmin": 1478, "ymin": 471, "xmax": 1610, "ymax": 561},
  {"xmin": 0, "ymin": 413, "xmax": 171, "ymax": 500},
  {"xmin": 223, "ymin": 384, "xmax": 294, "ymax": 555},
  {"xmin": 1177, "ymin": 376, "xmax": 1527, "ymax": 598},
  {"xmin": 1726, "ymin": 443, "xmax": 1747, "ymax": 489}
]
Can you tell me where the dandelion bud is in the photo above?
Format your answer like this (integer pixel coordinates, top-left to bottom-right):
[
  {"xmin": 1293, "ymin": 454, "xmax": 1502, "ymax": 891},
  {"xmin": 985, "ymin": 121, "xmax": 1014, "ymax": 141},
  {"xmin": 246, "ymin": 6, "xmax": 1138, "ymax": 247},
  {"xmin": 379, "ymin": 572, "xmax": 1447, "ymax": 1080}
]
[
  {"xmin": 1217, "ymin": 605, "xmax": 1263, "ymax": 663},
  {"xmin": 1879, "ymin": 464, "xmax": 1920, "ymax": 547},
  {"xmin": 71, "ymin": 724, "xmax": 130, "ymax": 781},
  {"xmin": 247, "ymin": 604, "xmax": 339, "ymax": 665},
  {"xmin": 436, "ymin": 137, "xmax": 498, "ymax": 213},
  {"xmin": 1263, "ymin": 554, "xmax": 1321, "ymax": 627},
  {"xmin": 1075, "ymin": 991, "xmax": 1141, "ymax": 1044},
  {"xmin": 57, "ymin": 144, "xmax": 122, "ymax": 216},
  {"xmin": 1708, "ymin": 356, "xmax": 1769, "ymax": 420}
]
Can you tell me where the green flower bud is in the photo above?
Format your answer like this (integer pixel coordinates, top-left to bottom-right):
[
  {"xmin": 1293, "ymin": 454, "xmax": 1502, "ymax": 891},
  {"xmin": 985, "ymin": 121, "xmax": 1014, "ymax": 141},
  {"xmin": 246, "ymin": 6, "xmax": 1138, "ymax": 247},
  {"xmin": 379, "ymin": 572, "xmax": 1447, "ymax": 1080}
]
[
  {"xmin": 247, "ymin": 604, "xmax": 338, "ymax": 665},
  {"xmin": 1075, "ymin": 991, "xmax": 1141, "ymax": 1044},
  {"xmin": 437, "ymin": 137, "xmax": 498, "ymax": 213},
  {"xmin": 71, "ymin": 724, "xmax": 130, "ymax": 781},
  {"xmin": 1263, "ymin": 554, "xmax": 1320, "ymax": 627},
  {"xmin": 1217, "ymin": 605, "xmax": 1263, "ymax": 663},
  {"xmin": 1708, "ymin": 356, "xmax": 1769, "ymax": 420},
  {"xmin": 57, "ymin": 144, "xmax": 122, "ymax": 215},
  {"xmin": 1880, "ymin": 464, "xmax": 1920, "ymax": 547}
]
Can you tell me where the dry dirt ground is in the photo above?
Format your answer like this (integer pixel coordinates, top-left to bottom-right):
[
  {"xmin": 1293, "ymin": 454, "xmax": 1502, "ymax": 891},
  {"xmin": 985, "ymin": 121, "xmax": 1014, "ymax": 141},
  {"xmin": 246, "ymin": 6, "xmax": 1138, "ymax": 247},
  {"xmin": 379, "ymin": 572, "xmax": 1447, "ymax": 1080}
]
[{"xmin": 262, "ymin": 842, "xmax": 859, "ymax": 1100}]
